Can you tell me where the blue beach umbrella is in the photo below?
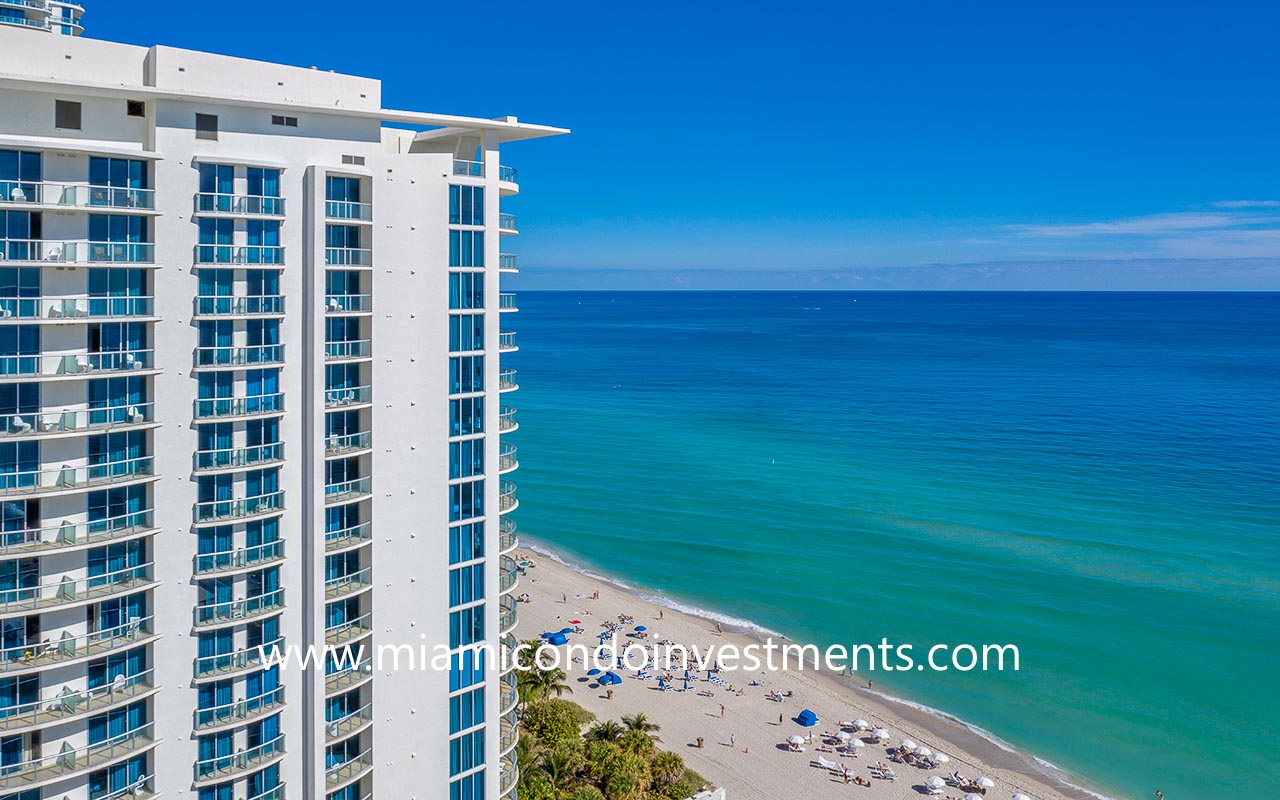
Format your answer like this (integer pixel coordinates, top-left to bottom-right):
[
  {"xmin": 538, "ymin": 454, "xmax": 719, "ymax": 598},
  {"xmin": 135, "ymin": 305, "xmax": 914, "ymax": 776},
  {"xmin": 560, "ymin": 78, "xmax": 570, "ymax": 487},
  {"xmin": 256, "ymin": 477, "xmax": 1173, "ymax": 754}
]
[
  {"xmin": 540, "ymin": 631, "xmax": 555, "ymax": 639},
  {"xmin": 683, "ymin": 680, "xmax": 689, "ymax": 690},
  {"xmin": 587, "ymin": 668, "xmax": 601, "ymax": 676},
  {"xmin": 547, "ymin": 632, "xmax": 568, "ymax": 646},
  {"xmin": 796, "ymin": 709, "xmax": 819, "ymax": 727},
  {"xmin": 635, "ymin": 625, "xmax": 647, "ymax": 632},
  {"xmin": 558, "ymin": 627, "xmax": 573, "ymax": 634}
]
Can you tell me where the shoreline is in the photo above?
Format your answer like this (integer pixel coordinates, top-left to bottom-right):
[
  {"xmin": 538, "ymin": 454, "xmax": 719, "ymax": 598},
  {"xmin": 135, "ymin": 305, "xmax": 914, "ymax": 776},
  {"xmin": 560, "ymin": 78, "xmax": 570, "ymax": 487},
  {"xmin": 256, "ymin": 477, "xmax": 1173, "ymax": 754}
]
[{"xmin": 519, "ymin": 537, "xmax": 1120, "ymax": 800}]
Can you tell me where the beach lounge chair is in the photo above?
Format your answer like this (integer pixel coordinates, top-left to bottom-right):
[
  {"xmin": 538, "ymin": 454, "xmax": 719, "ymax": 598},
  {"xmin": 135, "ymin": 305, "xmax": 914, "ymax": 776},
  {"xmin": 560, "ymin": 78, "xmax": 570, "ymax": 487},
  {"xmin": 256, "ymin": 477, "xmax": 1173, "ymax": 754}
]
[{"xmin": 815, "ymin": 755, "xmax": 837, "ymax": 770}]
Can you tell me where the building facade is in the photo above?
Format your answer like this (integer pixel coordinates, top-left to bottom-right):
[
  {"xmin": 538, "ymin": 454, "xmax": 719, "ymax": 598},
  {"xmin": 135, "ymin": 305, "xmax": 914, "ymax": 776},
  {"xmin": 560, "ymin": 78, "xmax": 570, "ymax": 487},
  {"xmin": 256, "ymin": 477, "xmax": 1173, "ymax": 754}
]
[{"xmin": 0, "ymin": 18, "xmax": 562, "ymax": 800}]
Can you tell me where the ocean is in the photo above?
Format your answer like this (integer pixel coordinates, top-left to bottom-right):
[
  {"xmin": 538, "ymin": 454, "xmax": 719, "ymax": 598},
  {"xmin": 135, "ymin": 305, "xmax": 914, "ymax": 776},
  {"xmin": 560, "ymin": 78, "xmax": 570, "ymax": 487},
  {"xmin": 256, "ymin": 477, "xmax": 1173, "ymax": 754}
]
[{"xmin": 502, "ymin": 291, "xmax": 1279, "ymax": 799}]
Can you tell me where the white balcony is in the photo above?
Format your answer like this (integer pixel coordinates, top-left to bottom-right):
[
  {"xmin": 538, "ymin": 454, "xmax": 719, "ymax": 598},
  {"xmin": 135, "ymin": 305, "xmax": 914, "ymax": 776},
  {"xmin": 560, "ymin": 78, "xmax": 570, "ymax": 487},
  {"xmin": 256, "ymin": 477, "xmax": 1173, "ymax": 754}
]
[
  {"xmin": 192, "ymin": 490, "xmax": 285, "ymax": 525},
  {"xmin": 0, "ymin": 181, "xmax": 155, "ymax": 212},
  {"xmin": 325, "ymin": 611, "xmax": 372, "ymax": 646},
  {"xmin": 194, "ymin": 733, "xmax": 285, "ymax": 784},
  {"xmin": 325, "ymin": 294, "xmax": 372, "ymax": 314},
  {"xmin": 193, "ymin": 540, "xmax": 285, "ymax": 575},
  {"xmin": 0, "ymin": 562, "xmax": 154, "ymax": 615},
  {"xmin": 0, "ymin": 456, "xmax": 154, "ymax": 499},
  {"xmin": 325, "ymin": 431, "xmax": 371, "ymax": 458},
  {"xmin": 0, "ymin": 239, "xmax": 154, "ymax": 264},
  {"xmin": 324, "ymin": 476, "xmax": 371, "ymax": 506},
  {"xmin": 324, "ymin": 385, "xmax": 371, "ymax": 409},
  {"xmin": 0, "ymin": 721, "xmax": 157, "ymax": 791},
  {"xmin": 193, "ymin": 393, "xmax": 285, "ymax": 421},
  {"xmin": 193, "ymin": 295, "xmax": 284, "ymax": 317},
  {"xmin": 0, "ymin": 615, "xmax": 156, "ymax": 673},
  {"xmin": 193, "ymin": 685, "xmax": 285, "ymax": 731},
  {"xmin": 0, "ymin": 296, "xmax": 155, "ymax": 323},
  {"xmin": 0, "ymin": 349, "xmax": 154, "ymax": 380},
  {"xmin": 193, "ymin": 441, "xmax": 285, "ymax": 472},
  {"xmin": 324, "ymin": 339, "xmax": 371, "ymax": 362},
  {"xmin": 0, "ymin": 668, "xmax": 156, "ymax": 734},
  {"xmin": 193, "ymin": 635, "xmax": 283, "ymax": 681},
  {"xmin": 194, "ymin": 193, "xmax": 284, "ymax": 217},
  {"xmin": 0, "ymin": 510, "xmax": 154, "ymax": 557},
  {"xmin": 324, "ymin": 521, "xmax": 371, "ymax": 554},
  {"xmin": 1, "ymin": 401, "xmax": 153, "ymax": 439},
  {"xmin": 194, "ymin": 588, "xmax": 285, "ymax": 628},
  {"xmin": 324, "ymin": 566, "xmax": 372, "ymax": 601},
  {"xmin": 193, "ymin": 344, "xmax": 284, "ymax": 368},
  {"xmin": 193, "ymin": 245, "xmax": 284, "ymax": 267}
]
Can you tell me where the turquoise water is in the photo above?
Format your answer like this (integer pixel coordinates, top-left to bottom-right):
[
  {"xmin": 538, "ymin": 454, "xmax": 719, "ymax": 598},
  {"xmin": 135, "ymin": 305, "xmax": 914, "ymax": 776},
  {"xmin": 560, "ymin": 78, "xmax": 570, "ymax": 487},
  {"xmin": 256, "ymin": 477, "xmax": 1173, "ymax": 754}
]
[{"xmin": 503, "ymin": 291, "xmax": 1279, "ymax": 799}]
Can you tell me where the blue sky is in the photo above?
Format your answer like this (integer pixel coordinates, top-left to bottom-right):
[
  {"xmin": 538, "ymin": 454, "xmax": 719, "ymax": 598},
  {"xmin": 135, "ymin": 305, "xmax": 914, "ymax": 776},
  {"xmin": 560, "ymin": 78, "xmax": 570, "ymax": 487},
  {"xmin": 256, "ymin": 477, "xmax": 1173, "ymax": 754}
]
[{"xmin": 92, "ymin": 1, "xmax": 1280, "ymax": 288}]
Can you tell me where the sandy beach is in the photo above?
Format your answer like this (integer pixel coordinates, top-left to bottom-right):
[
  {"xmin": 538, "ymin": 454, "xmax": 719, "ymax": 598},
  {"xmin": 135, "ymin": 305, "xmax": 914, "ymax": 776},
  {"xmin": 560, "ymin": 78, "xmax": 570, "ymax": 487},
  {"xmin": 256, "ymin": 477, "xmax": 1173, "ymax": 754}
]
[{"xmin": 512, "ymin": 542, "xmax": 1102, "ymax": 800}]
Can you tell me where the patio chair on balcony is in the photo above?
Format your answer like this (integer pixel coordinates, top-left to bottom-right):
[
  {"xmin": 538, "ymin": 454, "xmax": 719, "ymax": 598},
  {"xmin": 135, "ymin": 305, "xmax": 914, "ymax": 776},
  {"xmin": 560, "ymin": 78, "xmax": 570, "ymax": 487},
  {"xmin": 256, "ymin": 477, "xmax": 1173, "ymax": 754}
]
[{"xmin": 11, "ymin": 416, "xmax": 31, "ymax": 434}]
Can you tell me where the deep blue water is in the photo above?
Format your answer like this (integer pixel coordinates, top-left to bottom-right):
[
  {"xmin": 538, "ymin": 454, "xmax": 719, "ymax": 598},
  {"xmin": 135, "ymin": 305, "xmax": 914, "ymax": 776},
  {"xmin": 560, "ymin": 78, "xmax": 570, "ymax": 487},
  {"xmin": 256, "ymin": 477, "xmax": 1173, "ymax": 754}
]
[{"xmin": 504, "ymin": 292, "xmax": 1280, "ymax": 799}]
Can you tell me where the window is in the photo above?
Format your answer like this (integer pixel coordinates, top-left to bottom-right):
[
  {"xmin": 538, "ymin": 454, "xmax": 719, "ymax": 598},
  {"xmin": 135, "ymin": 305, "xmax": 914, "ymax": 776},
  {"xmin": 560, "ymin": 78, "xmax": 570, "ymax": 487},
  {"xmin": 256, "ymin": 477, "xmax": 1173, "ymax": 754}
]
[
  {"xmin": 449, "ymin": 230, "xmax": 485, "ymax": 268},
  {"xmin": 449, "ymin": 564, "xmax": 485, "ymax": 607},
  {"xmin": 448, "ymin": 523, "xmax": 484, "ymax": 565},
  {"xmin": 270, "ymin": 115, "xmax": 298, "ymax": 128},
  {"xmin": 55, "ymin": 100, "xmax": 82, "ymax": 130},
  {"xmin": 126, "ymin": 100, "xmax": 145, "ymax": 118},
  {"xmin": 341, "ymin": 155, "xmax": 365, "ymax": 166},
  {"xmin": 449, "ymin": 185, "xmax": 485, "ymax": 226},
  {"xmin": 448, "ymin": 687, "xmax": 485, "ymax": 733},
  {"xmin": 195, "ymin": 113, "xmax": 218, "ymax": 141}
]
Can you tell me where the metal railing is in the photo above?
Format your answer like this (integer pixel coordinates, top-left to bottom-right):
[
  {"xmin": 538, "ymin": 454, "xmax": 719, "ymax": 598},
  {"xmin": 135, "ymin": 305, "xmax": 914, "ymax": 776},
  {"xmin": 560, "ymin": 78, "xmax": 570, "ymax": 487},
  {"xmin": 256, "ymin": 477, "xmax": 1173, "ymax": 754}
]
[
  {"xmin": 193, "ymin": 685, "xmax": 285, "ymax": 729},
  {"xmin": 499, "ymin": 442, "xmax": 518, "ymax": 473},
  {"xmin": 324, "ymin": 247, "xmax": 371, "ymax": 267},
  {"xmin": 498, "ymin": 213, "xmax": 517, "ymax": 231},
  {"xmin": 0, "ymin": 239, "xmax": 154, "ymax": 264},
  {"xmin": 324, "ymin": 521, "xmax": 372, "ymax": 552},
  {"xmin": 193, "ymin": 540, "xmax": 285, "ymax": 574},
  {"xmin": 193, "ymin": 245, "xmax": 285, "ymax": 266},
  {"xmin": 499, "ymin": 165, "xmax": 518, "ymax": 183},
  {"xmin": 325, "ymin": 294, "xmax": 372, "ymax": 313},
  {"xmin": 194, "ymin": 295, "xmax": 284, "ymax": 316},
  {"xmin": 326, "ymin": 701, "xmax": 372, "ymax": 739},
  {"xmin": 498, "ymin": 367, "xmax": 518, "ymax": 392},
  {"xmin": 325, "ymin": 476, "xmax": 371, "ymax": 503},
  {"xmin": 194, "ymin": 636, "xmax": 283, "ymax": 679},
  {"xmin": 192, "ymin": 490, "xmax": 285, "ymax": 523},
  {"xmin": 0, "ymin": 456, "xmax": 154, "ymax": 497},
  {"xmin": 194, "ymin": 588, "xmax": 285, "ymax": 626},
  {"xmin": 0, "ymin": 295, "xmax": 154, "ymax": 320},
  {"xmin": 499, "ymin": 406, "xmax": 518, "ymax": 432},
  {"xmin": 499, "ymin": 555, "xmax": 519, "ymax": 594},
  {"xmin": 499, "ymin": 517, "xmax": 518, "ymax": 553},
  {"xmin": 194, "ymin": 732, "xmax": 285, "ymax": 781},
  {"xmin": 0, "ymin": 348, "xmax": 154, "ymax": 378},
  {"xmin": 324, "ymin": 658, "xmax": 373, "ymax": 694},
  {"xmin": 325, "ymin": 611, "xmax": 372, "ymax": 645},
  {"xmin": 452, "ymin": 159, "xmax": 484, "ymax": 178},
  {"xmin": 0, "ymin": 616, "xmax": 155, "ymax": 672},
  {"xmin": 0, "ymin": 668, "xmax": 154, "ymax": 732},
  {"xmin": 193, "ymin": 344, "xmax": 284, "ymax": 367},
  {"xmin": 193, "ymin": 393, "xmax": 284, "ymax": 420},
  {"xmin": 324, "ymin": 566, "xmax": 371, "ymax": 600},
  {"xmin": 498, "ymin": 331, "xmax": 517, "ymax": 351},
  {"xmin": 325, "ymin": 200, "xmax": 372, "ymax": 221},
  {"xmin": 194, "ymin": 193, "xmax": 284, "ymax": 216},
  {"xmin": 499, "ymin": 594, "xmax": 517, "ymax": 634},
  {"xmin": 0, "ymin": 562, "xmax": 153, "ymax": 614},
  {"xmin": 0, "ymin": 181, "xmax": 154, "ymax": 209},
  {"xmin": 0, "ymin": 721, "xmax": 156, "ymax": 789},
  {"xmin": 1, "ymin": 401, "xmax": 152, "ymax": 437},
  {"xmin": 324, "ymin": 385, "xmax": 371, "ymax": 408},
  {"xmin": 498, "ymin": 292, "xmax": 518, "ymax": 310},
  {"xmin": 324, "ymin": 339, "xmax": 371, "ymax": 360},
  {"xmin": 326, "ymin": 431, "xmax": 371, "ymax": 456},
  {"xmin": 498, "ymin": 253, "xmax": 517, "ymax": 271},
  {"xmin": 325, "ymin": 746, "xmax": 373, "ymax": 786},
  {"xmin": 193, "ymin": 442, "xmax": 285, "ymax": 471},
  {"xmin": 0, "ymin": 510, "xmax": 153, "ymax": 556},
  {"xmin": 0, "ymin": 14, "xmax": 45, "ymax": 28}
]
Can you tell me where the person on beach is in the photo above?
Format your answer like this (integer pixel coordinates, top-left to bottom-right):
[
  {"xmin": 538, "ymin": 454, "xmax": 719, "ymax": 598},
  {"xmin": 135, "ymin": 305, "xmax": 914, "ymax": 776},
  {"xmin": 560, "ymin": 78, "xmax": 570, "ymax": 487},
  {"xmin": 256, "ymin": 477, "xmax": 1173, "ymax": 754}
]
[
  {"xmin": 716, "ymin": 622, "xmax": 723, "ymax": 635},
  {"xmin": 729, "ymin": 733, "xmax": 735, "ymax": 748},
  {"xmin": 562, "ymin": 593, "xmax": 567, "ymax": 603},
  {"xmin": 720, "ymin": 704, "xmax": 725, "ymax": 718}
]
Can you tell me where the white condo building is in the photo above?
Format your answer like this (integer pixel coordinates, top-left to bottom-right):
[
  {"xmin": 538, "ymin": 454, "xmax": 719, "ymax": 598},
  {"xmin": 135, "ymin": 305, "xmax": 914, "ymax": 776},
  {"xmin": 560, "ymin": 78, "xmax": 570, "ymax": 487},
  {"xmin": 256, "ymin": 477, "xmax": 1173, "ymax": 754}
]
[{"xmin": 0, "ymin": 12, "xmax": 564, "ymax": 800}]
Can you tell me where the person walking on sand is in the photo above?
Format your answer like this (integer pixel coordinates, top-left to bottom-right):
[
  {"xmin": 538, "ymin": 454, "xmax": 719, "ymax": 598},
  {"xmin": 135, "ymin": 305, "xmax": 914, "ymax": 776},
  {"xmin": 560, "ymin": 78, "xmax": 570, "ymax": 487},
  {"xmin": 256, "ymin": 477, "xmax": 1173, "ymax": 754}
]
[
  {"xmin": 729, "ymin": 733, "xmax": 735, "ymax": 748},
  {"xmin": 778, "ymin": 713, "xmax": 784, "ymax": 725},
  {"xmin": 720, "ymin": 704, "xmax": 725, "ymax": 718},
  {"xmin": 659, "ymin": 610, "xmax": 664, "ymax": 620},
  {"xmin": 716, "ymin": 622, "xmax": 723, "ymax": 635},
  {"xmin": 562, "ymin": 593, "xmax": 567, "ymax": 603}
]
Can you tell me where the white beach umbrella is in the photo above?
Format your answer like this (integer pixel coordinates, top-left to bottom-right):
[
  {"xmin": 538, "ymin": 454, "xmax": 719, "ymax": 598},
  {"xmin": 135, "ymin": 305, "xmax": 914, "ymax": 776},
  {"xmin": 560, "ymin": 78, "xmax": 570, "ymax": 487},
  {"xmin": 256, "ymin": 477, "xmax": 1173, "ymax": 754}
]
[
  {"xmin": 975, "ymin": 777, "xmax": 996, "ymax": 789},
  {"xmin": 786, "ymin": 735, "xmax": 806, "ymax": 745},
  {"xmin": 963, "ymin": 795, "xmax": 984, "ymax": 800},
  {"xmin": 836, "ymin": 730, "xmax": 852, "ymax": 741},
  {"xmin": 849, "ymin": 738, "xmax": 866, "ymax": 748},
  {"xmin": 872, "ymin": 728, "xmax": 890, "ymax": 740},
  {"xmin": 899, "ymin": 738, "xmax": 917, "ymax": 750},
  {"xmin": 914, "ymin": 746, "xmax": 933, "ymax": 757},
  {"xmin": 852, "ymin": 718, "xmax": 869, "ymax": 730},
  {"xmin": 925, "ymin": 776, "xmax": 946, "ymax": 789},
  {"xmin": 933, "ymin": 753, "xmax": 950, "ymax": 764},
  {"xmin": 1012, "ymin": 794, "xmax": 1032, "ymax": 800}
]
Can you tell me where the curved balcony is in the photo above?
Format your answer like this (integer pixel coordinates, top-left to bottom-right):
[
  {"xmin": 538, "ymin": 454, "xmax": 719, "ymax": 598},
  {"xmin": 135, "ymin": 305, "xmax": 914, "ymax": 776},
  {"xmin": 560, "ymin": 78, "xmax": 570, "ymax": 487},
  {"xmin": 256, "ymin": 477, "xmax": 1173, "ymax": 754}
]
[
  {"xmin": 0, "ymin": 181, "xmax": 155, "ymax": 212},
  {"xmin": 193, "ymin": 393, "xmax": 284, "ymax": 421},
  {"xmin": 2, "ymin": 401, "xmax": 153, "ymax": 440},
  {"xmin": 0, "ymin": 510, "xmax": 154, "ymax": 557},
  {"xmin": 498, "ymin": 442, "xmax": 517, "ymax": 474},
  {"xmin": 193, "ymin": 540, "xmax": 286, "ymax": 576},
  {"xmin": 326, "ymin": 745, "xmax": 373, "ymax": 789},
  {"xmin": 498, "ymin": 406, "xmax": 518, "ymax": 433},
  {"xmin": 498, "ymin": 253, "xmax": 518, "ymax": 274},
  {"xmin": 0, "ymin": 240, "xmax": 155, "ymax": 265},
  {"xmin": 0, "ymin": 14, "xmax": 45, "ymax": 29},
  {"xmin": 0, "ymin": 615, "xmax": 156, "ymax": 674},
  {"xmin": 452, "ymin": 160, "xmax": 483, "ymax": 178},
  {"xmin": 194, "ymin": 193, "xmax": 284, "ymax": 217},
  {"xmin": 499, "ymin": 757, "xmax": 518, "ymax": 796},
  {"xmin": 193, "ymin": 295, "xmax": 284, "ymax": 318},
  {"xmin": 193, "ymin": 636, "xmax": 282, "ymax": 681},
  {"xmin": 326, "ymin": 701, "xmax": 372, "ymax": 741},
  {"xmin": 324, "ymin": 385, "xmax": 371, "ymax": 409},
  {"xmin": 498, "ymin": 555, "xmax": 519, "ymax": 595},
  {"xmin": 498, "ymin": 213, "xmax": 518, "ymax": 235},
  {"xmin": 324, "ymin": 476, "xmax": 371, "ymax": 506},
  {"xmin": 193, "ymin": 245, "xmax": 285, "ymax": 267},
  {"xmin": 193, "ymin": 733, "xmax": 284, "ymax": 784},
  {"xmin": 325, "ymin": 200, "xmax": 372, "ymax": 222},
  {"xmin": 325, "ymin": 611, "xmax": 371, "ymax": 646},
  {"xmin": 498, "ymin": 331, "xmax": 517, "ymax": 352},
  {"xmin": 498, "ymin": 480, "xmax": 518, "ymax": 513},
  {"xmin": 325, "ymin": 294, "xmax": 372, "ymax": 314},
  {"xmin": 193, "ymin": 442, "xmax": 285, "ymax": 473},
  {"xmin": 498, "ymin": 367, "xmax": 518, "ymax": 393},
  {"xmin": 499, "ymin": 669, "xmax": 518, "ymax": 715},
  {"xmin": 325, "ymin": 521, "xmax": 372, "ymax": 554},
  {"xmin": 193, "ymin": 344, "xmax": 284, "ymax": 369},
  {"xmin": 324, "ymin": 566, "xmax": 371, "ymax": 601},
  {"xmin": 194, "ymin": 588, "xmax": 285, "ymax": 628},
  {"xmin": 499, "ymin": 707, "xmax": 519, "ymax": 756},
  {"xmin": 192, "ymin": 490, "xmax": 284, "ymax": 525},
  {"xmin": 193, "ymin": 685, "xmax": 285, "ymax": 731},
  {"xmin": 0, "ymin": 456, "xmax": 154, "ymax": 499},
  {"xmin": 499, "ymin": 632, "xmax": 518, "ymax": 673},
  {"xmin": 0, "ymin": 296, "xmax": 155, "ymax": 323},
  {"xmin": 498, "ymin": 594, "xmax": 517, "ymax": 636},
  {"xmin": 0, "ymin": 562, "xmax": 154, "ymax": 616},
  {"xmin": 499, "ymin": 517, "xmax": 518, "ymax": 554},
  {"xmin": 324, "ymin": 339, "xmax": 371, "ymax": 362},
  {"xmin": 326, "ymin": 431, "xmax": 370, "ymax": 458},
  {"xmin": 324, "ymin": 248, "xmax": 371, "ymax": 268},
  {"xmin": 0, "ymin": 721, "xmax": 157, "ymax": 791},
  {"xmin": 0, "ymin": 349, "xmax": 155, "ymax": 379},
  {"xmin": 325, "ymin": 658, "xmax": 373, "ymax": 695},
  {"xmin": 0, "ymin": 668, "xmax": 156, "ymax": 734},
  {"xmin": 498, "ymin": 165, "xmax": 519, "ymax": 196},
  {"xmin": 498, "ymin": 292, "xmax": 518, "ymax": 312},
  {"xmin": 245, "ymin": 786, "xmax": 285, "ymax": 800}
]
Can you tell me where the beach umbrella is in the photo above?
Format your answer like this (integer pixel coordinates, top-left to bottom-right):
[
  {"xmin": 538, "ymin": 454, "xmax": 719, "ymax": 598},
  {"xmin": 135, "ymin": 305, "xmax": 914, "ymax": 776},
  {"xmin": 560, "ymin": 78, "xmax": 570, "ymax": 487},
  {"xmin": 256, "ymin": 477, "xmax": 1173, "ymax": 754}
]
[
  {"xmin": 635, "ymin": 625, "xmax": 647, "ymax": 632},
  {"xmin": 899, "ymin": 739, "xmax": 917, "ymax": 750},
  {"xmin": 683, "ymin": 680, "xmax": 690, "ymax": 690},
  {"xmin": 547, "ymin": 632, "xmax": 569, "ymax": 646},
  {"xmin": 975, "ymin": 777, "xmax": 995, "ymax": 789},
  {"xmin": 540, "ymin": 631, "xmax": 556, "ymax": 639},
  {"xmin": 914, "ymin": 746, "xmax": 932, "ymax": 757},
  {"xmin": 849, "ymin": 738, "xmax": 865, "ymax": 748},
  {"xmin": 872, "ymin": 728, "xmax": 890, "ymax": 740},
  {"xmin": 786, "ymin": 735, "xmax": 806, "ymax": 745},
  {"xmin": 925, "ymin": 776, "xmax": 946, "ymax": 789},
  {"xmin": 836, "ymin": 731, "xmax": 852, "ymax": 741},
  {"xmin": 852, "ymin": 719, "xmax": 869, "ymax": 730},
  {"xmin": 587, "ymin": 668, "xmax": 601, "ymax": 676},
  {"xmin": 1012, "ymin": 795, "xmax": 1032, "ymax": 800},
  {"xmin": 963, "ymin": 794, "xmax": 983, "ymax": 800},
  {"xmin": 558, "ymin": 627, "xmax": 572, "ymax": 634},
  {"xmin": 796, "ymin": 709, "xmax": 820, "ymax": 727},
  {"xmin": 933, "ymin": 753, "xmax": 950, "ymax": 764}
]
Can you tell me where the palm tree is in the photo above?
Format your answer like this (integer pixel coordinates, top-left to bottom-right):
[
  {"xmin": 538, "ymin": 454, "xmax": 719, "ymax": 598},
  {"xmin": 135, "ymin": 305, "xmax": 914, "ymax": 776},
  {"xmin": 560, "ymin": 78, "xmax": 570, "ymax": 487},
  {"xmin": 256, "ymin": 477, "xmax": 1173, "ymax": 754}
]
[
  {"xmin": 651, "ymin": 751, "xmax": 684, "ymax": 786},
  {"xmin": 616, "ymin": 728, "xmax": 656, "ymax": 758},
  {"xmin": 620, "ymin": 712, "xmax": 661, "ymax": 741},
  {"xmin": 532, "ymin": 666, "xmax": 574, "ymax": 702},
  {"xmin": 515, "ymin": 734, "xmax": 540, "ymax": 783},
  {"xmin": 514, "ymin": 638, "xmax": 543, "ymax": 671},
  {"xmin": 585, "ymin": 720, "xmax": 623, "ymax": 742},
  {"xmin": 540, "ymin": 744, "xmax": 582, "ymax": 793}
]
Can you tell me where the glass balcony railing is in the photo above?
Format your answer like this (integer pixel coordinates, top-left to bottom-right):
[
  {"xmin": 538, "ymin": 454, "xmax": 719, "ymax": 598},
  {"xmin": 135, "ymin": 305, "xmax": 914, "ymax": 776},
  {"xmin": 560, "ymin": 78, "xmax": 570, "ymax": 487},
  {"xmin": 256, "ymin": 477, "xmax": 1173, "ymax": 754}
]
[
  {"xmin": 193, "ymin": 540, "xmax": 285, "ymax": 574},
  {"xmin": 499, "ymin": 406, "xmax": 518, "ymax": 432},
  {"xmin": 325, "ymin": 566, "xmax": 371, "ymax": 600},
  {"xmin": 193, "ymin": 344, "xmax": 284, "ymax": 367},
  {"xmin": 0, "ymin": 181, "xmax": 155, "ymax": 210},
  {"xmin": 325, "ymin": 294, "xmax": 372, "ymax": 313},
  {"xmin": 325, "ymin": 385, "xmax": 371, "ymax": 408},
  {"xmin": 499, "ymin": 442, "xmax": 518, "ymax": 473},
  {"xmin": 324, "ymin": 521, "xmax": 372, "ymax": 553},
  {"xmin": 0, "ymin": 295, "xmax": 154, "ymax": 320},
  {"xmin": 324, "ymin": 339, "xmax": 371, "ymax": 361},
  {"xmin": 194, "ymin": 636, "xmax": 282, "ymax": 679},
  {"xmin": 0, "ymin": 615, "xmax": 155, "ymax": 672},
  {"xmin": 498, "ymin": 253, "xmax": 517, "ymax": 272},
  {"xmin": 194, "ymin": 685, "xmax": 285, "ymax": 729},
  {"xmin": 498, "ymin": 165, "xmax": 518, "ymax": 183},
  {"xmin": 498, "ymin": 293, "xmax": 518, "ymax": 310},
  {"xmin": 325, "ymin": 476, "xmax": 371, "ymax": 504},
  {"xmin": 0, "ymin": 239, "xmax": 154, "ymax": 264},
  {"xmin": 0, "ymin": 1, "xmax": 49, "ymax": 13},
  {"xmin": 0, "ymin": 668, "xmax": 154, "ymax": 733},
  {"xmin": 0, "ymin": 509, "xmax": 153, "ymax": 556},
  {"xmin": 325, "ymin": 200, "xmax": 372, "ymax": 221},
  {"xmin": 0, "ymin": 562, "xmax": 153, "ymax": 614},
  {"xmin": 194, "ymin": 245, "xmax": 285, "ymax": 266},
  {"xmin": 324, "ymin": 658, "xmax": 373, "ymax": 695},
  {"xmin": 194, "ymin": 193, "xmax": 284, "ymax": 216},
  {"xmin": 326, "ymin": 431, "xmax": 371, "ymax": 456},
  {"xmin": 194, "ymin": 733, "xmax": 285, "ymax": 782},
  {"xmin": 0, "ymin": 456, "xmax": 154, "ymax": 497},
  {"xmin": 193, "ymin": 490, "xmax": 285, "ymax": 524},
  {"xmin": 193, "ymin": 393, "xmax": 284, "ymax": 420},
  {"xmin": 499, "ymin": 480, "xmax": 518, "ymax": 512},
  {"xmin": 0, "ymin": 721, "xmax": 156, "ymax": 790},
  {"xmin": 498, "ymin": 213, "xmax": 517, "ymax": 231},
  {"xmin": 325, "ymin": 611, "xmax": 371, "ymax": 645},
  {"xmin": 325, "ymin": 746, "xmax": 373, "ymax": 786},
  {"xmin": 499, "ymin": 594, "xmax": 517, "ymax": 634},
  {"xmin": 325, "ymin": 247, "xmax": 372, "ymax": 267},
  {"xmin": 194, "ymin": 295, "xmax": 284, "ymax": 316},
  {"xmin": 194, "ymin": 588, "xmax": 285, "ymax": 627},
  {"xmin": 499, "ymin": 517, "xmax": 518, "ymax": 553},
  {"xmin": 326, "ymin": 701, "xmax": 373, "ymax": 740},
  {"xmin": 0, "ymin": 349, "xmax": 154, "ymax": 377},
  {"xmin": 194, "ymin": 442, "xmax": 285, "ymax": 471},
  {"xmin": 498, "ymin": 367, "xmax": 518, "ymax": 392},
  {"xmin": 452, "ymin": 159, "xmax": 484, "ymax": 178},
  {"xmin": 1, "ymin": 402, "xmax": 153, "ymax": 437},
  {"xmin": 498, "ymin": 331, "xmax": 517, "ymax": 351}
]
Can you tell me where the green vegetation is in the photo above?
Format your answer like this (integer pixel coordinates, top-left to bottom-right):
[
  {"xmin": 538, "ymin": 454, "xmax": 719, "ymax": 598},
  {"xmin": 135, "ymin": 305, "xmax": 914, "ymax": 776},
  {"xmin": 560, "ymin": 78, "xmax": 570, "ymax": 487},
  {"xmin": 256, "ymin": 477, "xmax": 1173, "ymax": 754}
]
[{"xmin": 515, "ymin": 662, "xmax": 711, "ymax": 800}]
